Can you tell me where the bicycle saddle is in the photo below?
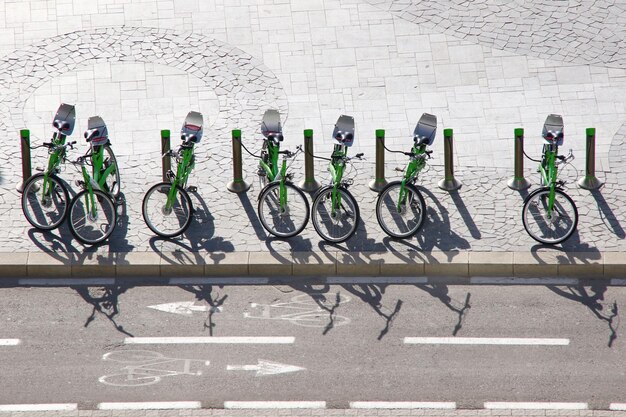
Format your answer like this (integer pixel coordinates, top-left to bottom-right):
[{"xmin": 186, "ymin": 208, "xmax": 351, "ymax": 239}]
[
  {"xmin": 52, "ymin": 103, "xmax": 76, "ymax": 135},
  {"xmin": 84, "ymin": 116, "xmax": 109, "ymax": 146},
  {"xmin": 261, "ymin": 109, "xmax": 283, "ymax": 143},
  {"xmin": 542, "ymin": 114, "xmax": 564, "ymax": 145},
  {"xmin": 181, "ymin": 111, "xmax": 204, "ymax": 143},
  {"xmin": 332, "ymin": 115, "xmax": 355, "ymax": 147},
  {"xmin": 413, "ymin": 113, "xmax": 437, "ymax": 146}
]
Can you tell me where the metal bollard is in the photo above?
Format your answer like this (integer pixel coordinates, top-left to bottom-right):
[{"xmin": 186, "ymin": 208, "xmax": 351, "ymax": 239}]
[
  {"xmin": 369, "ymin": 129, "xmax": 388, "ymax": 192},
  {"xmin": 577, "ymin": 127, "xmax": 603, "ymax": 190},
  {"xmin": 507, "ymin": 128, "xmax": 531, "ymax": 190},
  {"xmin": 438, "ymin": 128, "xmax": 462, "ymax": 191},
  {"xmin": 16, "ymin": 129, "xmax": 32, "ymax": 193},
  {"xmin": 298, "ymin": 129, "xmax": 321, "ymax": 193},
  {"xmin": 161, "ymin": 129, "xmax": 171, "ymax": 183},
  {"xmin": 227, "ymin": 129, "xmax": 251, "ymax": 193}
]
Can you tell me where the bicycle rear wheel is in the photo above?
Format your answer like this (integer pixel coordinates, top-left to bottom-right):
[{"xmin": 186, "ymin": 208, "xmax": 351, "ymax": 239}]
[
  {"xmin": 376, "ymin": 181, "xmax": 426, "ymax": 238},
  {"xmin": 21, "ymin": 173, "xmax": 69, "ymax": 230},
  {"xmin": 311, "ymin": 186, "xmax": 359, "ymax": 243},
  {"xmin": 258, "ymin": 182, "xmax": 310, "ymax": 238},
  {"xmin": 142, "ymin": 182, "xmax": 193, "ymax": 238},
  {"xmin": 522, "ymin": 188, "xmax": 578, "ymax": 245},
  {"xmin": 69, "ymin": 189, "xmax": 117, "ymax": 245}
]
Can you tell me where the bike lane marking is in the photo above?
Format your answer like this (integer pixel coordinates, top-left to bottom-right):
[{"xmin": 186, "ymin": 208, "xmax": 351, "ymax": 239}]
[
  {"xmin": 611, "ymin": 404, "xmax": 626, "ymax": 411},
  {"xmin": 224, "ymin": 401, "xmax": 326, "ymax": 409},
  {"xmin": 404, "ymin": 337, "xmax": 570, "ymax": 346},
  {"xmin": 0, "ymin": 339, "xmax": 20, "ymax": 346},
  {"xmin": 0, "ymin": 404, "xmax": 77, "ymax": 411},
  {"xmin": 485, "ymin": 402, "xmax": 588, "ymax": 410},
  {"xmin": 124, "ymin": 336, "xmax": 294, "ymax": 344},
  {"xmin": 350, "ymin": 402, "xmax": 456, "ymax": 409},
  {"xmin": 98, "ymin": 401, "xmax": 201, "ymax": 410}
]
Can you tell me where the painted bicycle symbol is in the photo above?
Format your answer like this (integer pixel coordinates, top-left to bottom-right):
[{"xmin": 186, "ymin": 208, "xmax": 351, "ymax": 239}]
[
  {"xmin": 99, "ymin": 350, "xmax": 210, "ymax": 387},
  {"xmin": 244, "ymin": 293, "xmax": 351, "ymax": 327}
]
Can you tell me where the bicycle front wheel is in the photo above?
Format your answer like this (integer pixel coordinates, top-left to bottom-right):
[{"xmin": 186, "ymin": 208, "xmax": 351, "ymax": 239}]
[
  {"xmin": 21, "ymin": 173, "xmax": 69, "ymax": 230},
  {"xmin": 69, "ymin": 189, "xmax": 117, "ymax": 245},
  {"xmin": 258, "ymin": 182, "xmax": 310, "ymax": 238},
  {"xmin": 142, "ymin": 182, "xmax": 193, "ymax": 238},
  {"xmin": 522, "ymin": 188, "xmax": 578, "ymax": 245},
  {"xmin": 311, "ymin": 186, "xmax": 359, "ymax": 243},
  {"xmin": 376, "ymin": 181, "xmax": 426, "ymax": 238},
  {"xmin": 102, "ymin": 145, "xmax": 121, "ymax": 198}
]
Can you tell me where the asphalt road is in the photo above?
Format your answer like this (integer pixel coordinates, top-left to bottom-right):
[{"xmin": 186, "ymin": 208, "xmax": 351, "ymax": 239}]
[{"xmin": 0, "ymin": 279, "xmax": 624, "ymax": 409}]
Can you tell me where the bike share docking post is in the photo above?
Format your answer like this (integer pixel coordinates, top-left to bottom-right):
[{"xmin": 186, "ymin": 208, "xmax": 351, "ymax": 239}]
[
  {"xmin": 227, "ymin": 129, "xmax": 251, "ymax": 193},
  {"xmin": 369, "ymin": 129, "xmax": 388, "ymax": 192},
  {"xmin": 161, "ymin": 129, "xmax": 171, "ymax": 182},
  {"xmin": 438, "ymin": 128, "xmax": 462, "ymax": 191},
  {"xmin": 17, "ymin": 129, "xmax": 32, "ymax": 193},
  {"xmin": 577, "ymin": 127, "xmax": 603, "ymax": 190},
  {"xmin": 507, "ymin": 128, "xmax": 531, "ymax": 190},
  {"xmin": 298, "ymin": 129, "xmax": 321, "ymax": 193}
]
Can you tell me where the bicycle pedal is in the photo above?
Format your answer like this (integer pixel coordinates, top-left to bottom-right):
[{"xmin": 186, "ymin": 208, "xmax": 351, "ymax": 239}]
[{"xmin": 187, "ymin": 186, "xmax": 197, "ymax": 193}]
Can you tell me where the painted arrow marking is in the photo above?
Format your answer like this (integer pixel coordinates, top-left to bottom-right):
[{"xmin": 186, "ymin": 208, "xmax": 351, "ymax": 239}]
[
  {"xmin": 227, "ymin": 360, "xmax": 306, "ymax": 377},
  {"xmin": 147, "ymin": 302, "xmax": 222, "ymax": 316}
]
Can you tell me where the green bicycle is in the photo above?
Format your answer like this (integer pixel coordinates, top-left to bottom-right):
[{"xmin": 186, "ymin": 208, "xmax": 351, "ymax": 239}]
[
  {"xmin": 21, "ymin": 103, "xmax": 76, "ymax": 230},
  {"xmin": 68, "ymin": 116, "xmax": 121, "ymax": 245},
  {"xmin": 376, "ymin": 113, "xmax": 437, "ymax": 238},
  {"xmin": 522, "ymin": 114, "xmax": 578, "ymax": 245},
  {"xmin": 311, "ymin": 115, "xmax": 363, "ymax": 243},
  {"xmin": 142, "ymin": 111, "xmax": 203, "ymax": 238},
  {"xmin": 253, "ymin": 110, "xmax": 309, "ymax": 238}
]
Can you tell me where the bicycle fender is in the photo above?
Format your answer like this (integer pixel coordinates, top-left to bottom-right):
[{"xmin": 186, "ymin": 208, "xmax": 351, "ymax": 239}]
[
  {"xmin": 312, "ymin": 184, "xmax": 334, "ymax": 200},
  {"xmin": 523, "ymin": 187, "xmax": 551, "ymax": 204}
]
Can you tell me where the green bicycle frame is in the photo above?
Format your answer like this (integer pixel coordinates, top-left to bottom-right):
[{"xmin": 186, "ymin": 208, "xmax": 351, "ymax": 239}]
[
  {"xmin": 91, "ymin": 144, "xmax": 117, "ymax": 193},
  {"xmin": 397, "ymin": 143, "xmax": 427, "ymax": 210},
  {"xmin": 328, "ymin": 144, "xmax": 348, "ymax": 215},
  {"xmin": 258, "ymin": 140, "xmax": 280, "ymax": 182},
  {"xmin": 538, "ymin": 143, "xmax": 559, "ymax": 215},
  {"xmin": 39, "ymin": 132, "xmax": 68, "ymax": 201},
  {"xmin": 165, "ymin": 144, "xmax": 195, "ymax": 210}
]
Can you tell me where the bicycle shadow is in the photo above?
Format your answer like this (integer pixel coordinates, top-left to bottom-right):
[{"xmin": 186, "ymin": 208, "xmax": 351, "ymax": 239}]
[
  {"xmin": 178, "ymin": 284, "xmax": 228, "ymax": 336},
  {"xmin": 316, "ymin": 222, "xmax": 387, "ymax": 269},
  {"xmin": 286, "ymin": 283, "xmax": 347, "ymax": 335},
  {"xmin": 72, "ymin": 285, "xmax": 133, "ymax": 337},
  {"xmin": 341, "ymin": 284, "xmax": 402, "ymax": 340},
  {"xmin": 108, "ymin": 192, "xmax": 134, "ymax": 253},
  {"xmin": 416, "ymin": 284, "xmax": 471, "ymax": 336},
  {"xmin": 547, "ymin": 283, "xmax": 618, "ymax": 347},
  {"xmin": 590, "ymin": 189, "xmax": 625, "ymax": 238}
]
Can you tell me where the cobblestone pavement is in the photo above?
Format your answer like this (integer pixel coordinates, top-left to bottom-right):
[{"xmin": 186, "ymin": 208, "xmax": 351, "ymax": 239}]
[{"xmin": 0, "ymin": 0, "xmax": 624, "ymax": 255}]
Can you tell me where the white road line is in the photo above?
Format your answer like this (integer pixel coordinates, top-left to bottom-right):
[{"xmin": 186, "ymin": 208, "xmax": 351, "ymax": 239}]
[
  {"xmin": 485, "ymin": 402, "xmax": 588, "ymax": 410},
  {"xmin": 125, "ymin": 336, "xmax": 295, "ymax": 344},
  {"xmin": 404, "ymin": 337, "xmax": 570, "ymax": 346},
  {"xmin": 169, "ymin": 277, "xmax": 270, "ymax": 285},
  {"xmin": 98, "ymin": 402, "xmax": 201, "ymax": 410},
  {"xmin": 611, "ymin": 279, "xmax": 626, "ymax": 286},
  {"xmin": 327, "ymin": 277, "xmax": 428, "ymax": 284},
  {"xmin": 0, "ymin": 404, "xmax": 77, "ymax": 412},
  {"xmin": 224, "ymin": 401, "xmax": 326, "ymax": 409},
  {"xmin": 0, "ymin": 339, "xmax": 20, "ymax": 346},
  {"xmin": 610, "ymin": 403, "xmax": 626, "ymax": 411},
  {"xmin": 19, "ymin": 278, "xmax": 115, "ymax": 286},
  {"xmin": 350, "ymin": 402, "xmax": 456, "ymax": 409},
  {"xmin": 470, "ymin": 277, "xmax": 578, "ymax": 285}
]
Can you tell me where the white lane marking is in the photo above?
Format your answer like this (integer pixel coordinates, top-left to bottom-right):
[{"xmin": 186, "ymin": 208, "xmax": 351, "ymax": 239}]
[
  {"xmin": 485, "ymin": 402, "xmax": 588, "ymax": 410},
  {"xmin": 19, "ymin": 278, "xmax": 115, "ymax": 286},
  {"xmin": 147, "ymin": 301, "xmax": 222, "ymax": 316},
  {"xmin": 0, "ymin": 339, "xmax": 20, "ymax": 346},
  {"xmin": 350, "ymin": 402, "xmax": 456, "ymax": 409},
  {"xmin": 404, "ymin": 337, "xmax": 570, "ymax": 346},
  {"xmin": 470, "ymin": 277, "xmax": 578, "ymax": 285},
  {"xmin": 0, "ymin": 404, "xmax": 77, "ymax": 412},
  {"xmin": 611, "ymin": 279, "xmax": 626, "ymax": 286},
  {"xmin": 227, "ymin": 360, "xmax": 306, "ymax": 376},
  {"xmin": 125, "ymin": 336, "xmax": 294, "ymax": 344},
  {"xmin": 610, "ymin": 403, "xmax": 626, "ymax": 411},
  {"xmin": 169, "ymin": 277, "xmax": 269, "ymax": 285},
  {"xmin": 327, "ymin": 277, "xmax": 428, "ymax": 284},
  {"xmin": 98, "ymin": 402, "xmax": 201, "ymax": 410},
  {"xmin": 224, "ymin": 401, "xmax": 326, "ymax": 409}
]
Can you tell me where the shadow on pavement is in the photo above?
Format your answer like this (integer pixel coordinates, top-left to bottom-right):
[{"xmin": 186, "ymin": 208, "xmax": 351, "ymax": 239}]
[
  {"xmin": 340, "ymin": 284, "xmax": 402, "ymax": 340},
  {"xmin": 108, "ymin": 192, "xmax": 134, "ymax": 253},
  {"xmin": 547, "ymin": 283, "xmax": 618, "ymax": 348},
  {"xmin": 416, "ymin": 284, "xmax": 471, "ymax": 336},
  {"xmin": 179, "ymin": 284, "xmax": 228, "ymax": 336},
  {"xmin": 72, "ymin": 285, "xmax": 133, "ymax": 337},
  {"xmin": 449, "ymin": 190, "xmax": 481, "ymax": 240},
  {"xmin": 288, "ymin": 284, "xmax": 348, "ymax": 335},
  {"xmin": 237, "ymin": 192, "xmax": 268, "ymax": 241},
  {"xmin": 591, "ymin": 189, "xmax": 625, "ymax": 238}
]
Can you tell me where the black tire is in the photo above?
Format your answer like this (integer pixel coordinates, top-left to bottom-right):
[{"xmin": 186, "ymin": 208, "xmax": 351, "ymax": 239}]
[
  {"xmin": 522, "ymin": 187, "xmax": 578, "ymax": 245},
  {"xmin": 257, "ymin": 182, "xmax": 310, "ymax": 238},
  {"xmin": 311, "ymin": 185, "xmax": 359, "ymax": 243},
  {"xmin": 376, "ymin": 181, "xmax": 426, "ymax": 238},
  {"xmin": 69, "ymin": 189, "xmax": 117, "ymax": 245},
  {"xmin": 21, "ymin": 173, "xmax": 69, "ymax": 230},
  {"xmin": 142, "ymin": 182, "xmax": 193, "ymax": 238},
  {"xmin": 102, "ymin": 145, "xmax": 121, "ymax": 198}
]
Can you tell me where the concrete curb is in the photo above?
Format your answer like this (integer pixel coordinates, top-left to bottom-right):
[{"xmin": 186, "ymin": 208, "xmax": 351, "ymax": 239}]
[{"xmin": 0, "ymin": 250, "xmax": 622, "ymax": 279}]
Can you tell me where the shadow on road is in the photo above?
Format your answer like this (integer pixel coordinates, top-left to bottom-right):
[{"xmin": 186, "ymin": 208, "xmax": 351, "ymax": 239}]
[
  {"xmin": 73, "ymin": 285, "xmax": 133, "ymax": 337},
  {"xmin": 416, "ymin": 284, "xmax": 471, "ymax": 336},
  {"xmin": 179, "ymin": 285, "xmax": 228, "ymax": 336},
  {"xmin": 341, "ymin": 284, "xmax": 402, "ymax": 340}
]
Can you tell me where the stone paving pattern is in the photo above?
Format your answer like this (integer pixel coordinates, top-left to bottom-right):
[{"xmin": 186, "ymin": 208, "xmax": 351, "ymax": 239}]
[{"xmin": 0, "ymin": 0, "xmax": 624, "ymax": 256}]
